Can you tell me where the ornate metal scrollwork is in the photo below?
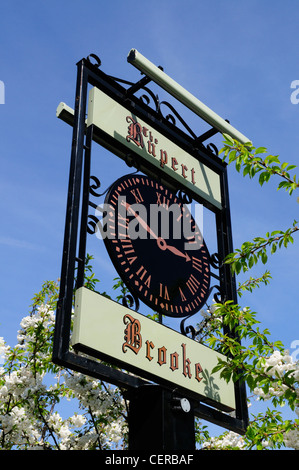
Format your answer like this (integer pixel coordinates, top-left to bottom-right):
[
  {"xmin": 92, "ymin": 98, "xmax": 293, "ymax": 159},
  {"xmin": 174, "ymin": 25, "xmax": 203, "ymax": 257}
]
[
  {"xmin": 138, "ymin": 87, "xmax": 197, "ymax": 140},
  {"xmin": 86, "ymin": 53, "xmax": 101, "ymax": 68},
  {"xmin": 206, "ymin": 142, "xmax": 219, "ymax": 156},
  {"xmin": 209, "ymin": 252, "xmax": 221, "ymax": 270},
  {"xmin": 121, "ymin": 292, "xmax": 140, "ymax": 312},
  {"xmin": 110, "ymin": 73, "xmax": 222, "ymax": 159},
  {"xmin": 177, "ymin": 189, "xmax": 192, "ymax": 205},
  {"xmin": 180, "ymin": 315, "xmax": 197, "ymax": 340},
  {"xmin": 207, "ymin": 284, "xmax": 225, "ymax": 304},
  {"xmin": 87, "ymin": 214, "xmax": 100, "ymax": 235},
  {"xmin": 89, "ymin": 175, "xmax": 102, "ymax": 197}
]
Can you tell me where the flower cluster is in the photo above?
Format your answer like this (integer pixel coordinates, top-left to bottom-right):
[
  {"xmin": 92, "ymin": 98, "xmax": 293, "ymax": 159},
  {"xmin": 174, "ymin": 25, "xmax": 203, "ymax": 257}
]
[
  {"xmin": 198, "ymin": 300, "xmax": 299, "ymax": 450},
  {"xmin": 251, "ymin": 350, "xmax": 299, "ymax": 449},
  {"xmin": 202, "ymin": 431, "xmax": 245, "ymax": 450},
  {"xmin": 0, "ymin": 281, "xmax": 127, "ymax": 450},
  {"xmin": 253, "ymin": 350, "xmax": 299, "ymax": 400}
]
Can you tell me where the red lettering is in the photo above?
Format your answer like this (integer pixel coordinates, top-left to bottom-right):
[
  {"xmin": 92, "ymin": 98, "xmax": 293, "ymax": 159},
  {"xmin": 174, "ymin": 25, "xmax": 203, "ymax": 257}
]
[
  {"xmin": 157, "ymin": 346, "xmax": 167, "ymax": 366},
  {"xmin": 170, "ymin": 352, "xmax": 179, "ymax": 371},
  {"xmin": 181, "ymin": 164, "xmax": 188, "ymax": 178},
  {"xmin": 126, "ymin": 116, "xmax": 144, "ymax": 148},
  {"xmin": 171, "ymin": 157, "xmax": 178, "ymax": 171},
  {"xmin": 195, "ymin": 363, "xmax": 203, "ymax": 382},
  {"xmin": 145, "ymin": 340, "xmax": 154, "ymax": 361},
  {"xmin": 181, "ymin": 343, "xmax": 192, "ymax": 378},
  {"xmin": 160, "ymin": 149, "xmax": 168, "ymax": 168},
  {"xmin": 122, "ymin": 314, "xmax": 142, "ymax": 354}
]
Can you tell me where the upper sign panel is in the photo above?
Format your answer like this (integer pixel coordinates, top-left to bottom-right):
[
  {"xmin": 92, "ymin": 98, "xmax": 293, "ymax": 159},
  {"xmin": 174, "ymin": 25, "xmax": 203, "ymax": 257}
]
[{"xmin": 87, "ymin": 87, "xmax": 222, "ymax": 210}]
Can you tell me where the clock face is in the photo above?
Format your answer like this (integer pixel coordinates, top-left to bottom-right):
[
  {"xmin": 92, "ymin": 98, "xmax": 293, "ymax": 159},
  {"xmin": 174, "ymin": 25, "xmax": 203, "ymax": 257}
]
[{"xmin": 102, "ymin": 174, "xmax": 210, "ymax": 318}]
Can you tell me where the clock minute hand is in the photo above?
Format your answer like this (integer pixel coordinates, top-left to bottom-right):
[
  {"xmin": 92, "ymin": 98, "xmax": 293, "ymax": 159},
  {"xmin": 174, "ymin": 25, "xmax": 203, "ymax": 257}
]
[{"xmin": 125, "ymin": 203, "xmax": 158, "ymax": 239}]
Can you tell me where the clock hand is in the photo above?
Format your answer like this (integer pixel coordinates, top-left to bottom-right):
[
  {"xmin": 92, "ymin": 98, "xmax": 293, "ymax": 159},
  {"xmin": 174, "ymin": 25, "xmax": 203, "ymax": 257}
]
[
  {"xmin": 125, "ymin": 203, "xmax": 158, "ymax": 239},
  {"xmin": 157, "ymin": 238, "xmax": 191, "ymax": 262},
  {"xmin": 125, "ymin": 203, "xmax": 190, "ymax": 261}
]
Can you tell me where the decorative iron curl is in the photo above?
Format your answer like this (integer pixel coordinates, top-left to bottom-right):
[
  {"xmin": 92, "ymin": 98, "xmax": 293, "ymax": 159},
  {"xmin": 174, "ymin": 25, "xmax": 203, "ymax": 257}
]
[
  {"xmin": 124, "ymin": 154, "xmax": 142, "ymax": 172},
  {"xmin": 177, "ymin": 189, "xmax": 192, "ymax": 205},
  {"xmin": 208, "ymin": 284, "xmax": 225, "ymax": 304},
  {"xmin": 86, "ymin": 54, "xmax": 101, "ymax": 68},
  {"xmin": 87, "ymin": 215, "xmax": 101, "ymax": 235},
  {"xmin": 122, "ymin": 292, "xmax": 140, "ymax": 312},
  {"xmin": 89, "ymin": 175, "xmax": 102, "ymax": 197},
  {"xmin": 139, "ymin": 87, "xmax": 160, "ymax": 113},
  {"xmin": 209, "ymin": 252, "xmax": 221, "ymax": 270},
  {"xmin": 138, "ymin": 88, "xmax": 197, "ymax": 140},
  {"xmin": 159, "ymin": 101, "xmax": 197, "ymax": 139},
  {"xmin": 206, "ymin": 142, "xmax": 219, "ymax": 156},
  {"xmin": 180, "ymin": 316, "xmax": 197, "ymax": 340}
]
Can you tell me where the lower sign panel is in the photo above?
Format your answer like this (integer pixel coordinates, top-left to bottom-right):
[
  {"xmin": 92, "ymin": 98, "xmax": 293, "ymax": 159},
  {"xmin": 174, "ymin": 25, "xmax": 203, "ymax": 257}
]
[{"xmin": 72, "ymin": 287, "xmax": 235, "ymax": 411}]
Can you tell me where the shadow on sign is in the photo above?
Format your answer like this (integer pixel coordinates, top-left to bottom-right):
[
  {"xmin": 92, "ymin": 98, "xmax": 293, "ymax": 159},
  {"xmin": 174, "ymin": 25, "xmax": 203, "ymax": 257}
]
[{"xmin": 202, "ymin": 368, "xmax": 221, "ymax": 404}]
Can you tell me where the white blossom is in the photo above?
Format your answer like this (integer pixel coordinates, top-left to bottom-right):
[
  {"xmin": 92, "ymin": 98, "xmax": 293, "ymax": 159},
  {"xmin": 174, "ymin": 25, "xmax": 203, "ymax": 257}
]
[{"xmin": 202, "ymin": 431, "xmax": 245, "ymax": 449}]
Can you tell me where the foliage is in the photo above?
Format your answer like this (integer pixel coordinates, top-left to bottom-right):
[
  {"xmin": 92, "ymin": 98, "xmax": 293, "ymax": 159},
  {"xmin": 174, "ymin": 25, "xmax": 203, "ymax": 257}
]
[{"xmin": 0, "ymin": 264, "xmax": 127, "ymax": 450}]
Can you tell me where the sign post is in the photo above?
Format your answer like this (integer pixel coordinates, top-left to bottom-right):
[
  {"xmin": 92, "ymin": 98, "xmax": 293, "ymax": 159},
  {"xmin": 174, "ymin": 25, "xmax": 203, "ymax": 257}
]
[{"xmin": 53, "ymin": 52, "xmax": 249, "ymax": 449}]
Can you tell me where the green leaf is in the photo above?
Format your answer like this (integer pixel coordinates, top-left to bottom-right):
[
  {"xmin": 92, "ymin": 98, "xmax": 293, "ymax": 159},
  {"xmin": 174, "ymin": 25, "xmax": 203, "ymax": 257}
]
[{"xmin": 222, "ymin": 133, "xmax": 235, "ymax": 145}]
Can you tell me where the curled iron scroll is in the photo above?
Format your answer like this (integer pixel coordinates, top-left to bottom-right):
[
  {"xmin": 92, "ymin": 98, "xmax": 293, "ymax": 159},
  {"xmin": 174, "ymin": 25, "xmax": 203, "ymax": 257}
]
[
  {"xmin": 89, "ymin": 176, "xmax": 102, "ymax": 197},
  {"xmin": 87, "ymin": 215, "xmax": 100, "ymax": 235},
  {"xmin": 206, "ymin": 143, "xmax": 219, "ymax": 156},
  {"xmin": 122, "ymin": 292, "xmax": 140, "ymax": 312},
  {"xmin": 180, "ymin": 314, "xmax": 198, "ymax": 340},
  {"xmin": 86, "ymin": 54, "xmax": 101, "ymax": 68},
  {"xmin": 208, "ymin": 284, "xmax": 225, "ymax": 304},
  {"xmin": 177, "ymin": 189, "xmax": 192, "ymax": 205},
  {"xmin": 209, "ymin": 252, "xmax": 221, "ymax": 269}
]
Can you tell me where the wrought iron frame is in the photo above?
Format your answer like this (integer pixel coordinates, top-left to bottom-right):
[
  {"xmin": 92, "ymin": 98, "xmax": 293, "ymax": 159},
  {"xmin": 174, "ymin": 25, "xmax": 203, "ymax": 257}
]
[{"xmin": 52, "ymin": 55, "xmax": 249, "ymax": 434}]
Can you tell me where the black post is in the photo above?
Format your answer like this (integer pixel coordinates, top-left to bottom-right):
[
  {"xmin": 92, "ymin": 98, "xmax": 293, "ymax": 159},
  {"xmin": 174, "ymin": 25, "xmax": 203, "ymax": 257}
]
[{"xmin": 127, "ymin": 385, "xmax": 195, "ymax": 450}]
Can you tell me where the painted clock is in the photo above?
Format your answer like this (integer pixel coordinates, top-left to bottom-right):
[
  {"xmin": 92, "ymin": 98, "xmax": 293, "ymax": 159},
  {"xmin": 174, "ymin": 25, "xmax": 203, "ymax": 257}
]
[{"xmin": 102, "ymin": 173, "xmax": 210, "ymax": 318}]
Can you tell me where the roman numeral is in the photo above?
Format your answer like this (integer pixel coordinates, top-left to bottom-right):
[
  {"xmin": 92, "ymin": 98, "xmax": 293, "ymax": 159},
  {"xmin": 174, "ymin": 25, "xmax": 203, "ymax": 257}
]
[
  {"xmin": 136, "ymin": 265, "xmax": 151, "ymax": 287},
  {"xmin": 192, "ymin": 256, "xmax": 202, "ymax": 272},
  {"xmin": 156, "ymin": 192, "xmax": 169, "ymax": 207},
  {"xmin": 130, "ymin": 188, "xmax": 144, "ymax": 203},
  {"xmin": 186, "ymin": 274, "xmax": 201, "ymax": 295},
  {"xmin": 117, "ymin": 212, "xmax": 129, "ymax": 230},
  {"xmin": 179, "ymin": 287, "xmax": 187, "ymax": 302},
  {"xmin": 159, "ymin": 283, "xmax": 170, "ymax": 300},
  {"xmin": 123, "ymin": 241, "xmax": 135, "ymax": 256}
]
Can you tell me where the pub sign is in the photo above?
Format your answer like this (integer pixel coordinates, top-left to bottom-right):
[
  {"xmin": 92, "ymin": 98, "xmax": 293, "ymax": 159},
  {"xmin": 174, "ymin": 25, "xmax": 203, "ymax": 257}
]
[{"xmin": 53, "ymin": 51, "xmax": 249, "ymax": 435}]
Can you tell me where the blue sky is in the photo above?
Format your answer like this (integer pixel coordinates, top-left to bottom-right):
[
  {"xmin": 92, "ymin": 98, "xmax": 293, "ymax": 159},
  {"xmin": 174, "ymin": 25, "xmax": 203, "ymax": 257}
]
[{"xmin": 1, "ymin": 0, "xmax": 298, "ymax": 435}]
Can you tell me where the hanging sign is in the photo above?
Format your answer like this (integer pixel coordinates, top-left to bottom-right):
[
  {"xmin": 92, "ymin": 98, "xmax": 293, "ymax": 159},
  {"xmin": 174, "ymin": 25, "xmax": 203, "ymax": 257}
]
[
  {"xmin": 72, "ymin": 286, "xmax": 236, "ymax": 412},
  {"xmin": 87, "ymin": 87, "xmax": 222, "ymax": 210}
]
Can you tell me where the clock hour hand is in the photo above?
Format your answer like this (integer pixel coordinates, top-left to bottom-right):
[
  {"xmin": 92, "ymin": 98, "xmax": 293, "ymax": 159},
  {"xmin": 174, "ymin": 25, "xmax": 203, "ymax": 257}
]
[{"xmin": 157, "ymin": 238, "xmax": 191, "ymax": 262}]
